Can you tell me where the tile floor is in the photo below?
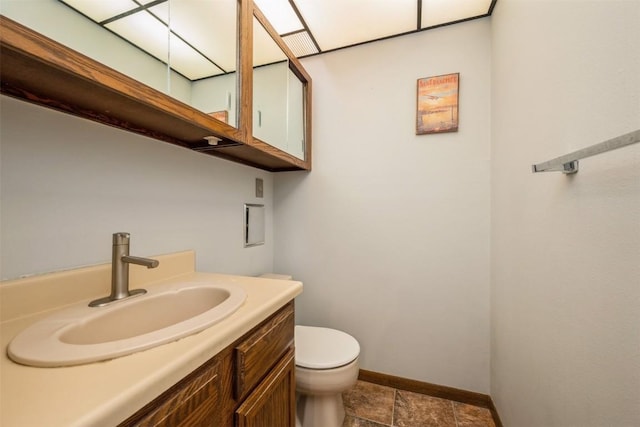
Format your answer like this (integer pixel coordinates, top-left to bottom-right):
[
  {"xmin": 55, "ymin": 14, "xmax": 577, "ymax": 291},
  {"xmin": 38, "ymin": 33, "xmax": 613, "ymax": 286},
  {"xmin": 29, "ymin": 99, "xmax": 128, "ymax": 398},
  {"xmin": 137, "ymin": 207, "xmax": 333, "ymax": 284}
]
[{"xmin": 342, "ymin": 380, "xmax": 496, "ymax": 427}]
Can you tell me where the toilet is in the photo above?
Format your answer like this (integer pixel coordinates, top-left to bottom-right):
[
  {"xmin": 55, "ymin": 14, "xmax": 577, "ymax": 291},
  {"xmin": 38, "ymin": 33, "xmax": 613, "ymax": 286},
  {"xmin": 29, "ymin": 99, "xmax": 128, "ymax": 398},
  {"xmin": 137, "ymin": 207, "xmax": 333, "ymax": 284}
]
[
  {"xmin": 295, "ymin": 325, "xmax": 360, "ymax": 427},
  {"xmin": 259, "ymin": 274, "xmax": 361, "ymax": 427}
]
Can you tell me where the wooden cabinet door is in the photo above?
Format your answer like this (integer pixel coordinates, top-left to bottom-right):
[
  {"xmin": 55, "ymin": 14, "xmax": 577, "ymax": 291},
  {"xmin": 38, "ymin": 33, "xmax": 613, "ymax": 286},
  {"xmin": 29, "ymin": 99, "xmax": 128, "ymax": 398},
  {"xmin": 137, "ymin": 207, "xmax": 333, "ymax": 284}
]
[{"xmin": 235, "ymin": 348, "xmax": 296, "ymax": 427}]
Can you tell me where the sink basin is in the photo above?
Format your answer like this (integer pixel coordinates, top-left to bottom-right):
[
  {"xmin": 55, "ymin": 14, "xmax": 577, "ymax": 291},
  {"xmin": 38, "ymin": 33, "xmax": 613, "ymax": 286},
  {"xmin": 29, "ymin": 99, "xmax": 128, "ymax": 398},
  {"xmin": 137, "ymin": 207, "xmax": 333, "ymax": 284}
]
[{"xmin": 8, "ymin": 281, "xmax": 246, "ymax": 367}]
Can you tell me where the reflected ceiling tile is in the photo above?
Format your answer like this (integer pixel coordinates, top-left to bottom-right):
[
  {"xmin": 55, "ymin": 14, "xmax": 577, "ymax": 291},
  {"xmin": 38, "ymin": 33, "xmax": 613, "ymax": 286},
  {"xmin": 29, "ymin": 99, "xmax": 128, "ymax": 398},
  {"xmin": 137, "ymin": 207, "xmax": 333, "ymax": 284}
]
[
  {"xmin": 254, "ymin": 0, "xmax": 303, "ymax": 34},
  {"xmin": 168, "ymin": 33, "xmax": 223, "ymax": 80},
  {"xmin": 60, "ymin": 0, "xmax": 139, "ymax": 22},
  {"xmin": 254, "ymin": 18, "xmax": 287, "ymax": 67},
  {"xmin": 283, "ymin": 31, "xmax": 318, "ymax": 57},
  {"xmin": 421, "ymin": 0, "xmax": 492, "ymax": 28},
  {"xmin": 105, "ymin": 11, "xmax": 170, "ymax": 63},
  {"xmin": 148, "ymin": 2, "xmax": 169, "ymax": 24},
  {"xmin": 294, "ymin": 0, "xmax": 416, "ymax": 51},
  {"xmin": 157, "ymin": 0, "xmax": 237, "ymax": 72}
]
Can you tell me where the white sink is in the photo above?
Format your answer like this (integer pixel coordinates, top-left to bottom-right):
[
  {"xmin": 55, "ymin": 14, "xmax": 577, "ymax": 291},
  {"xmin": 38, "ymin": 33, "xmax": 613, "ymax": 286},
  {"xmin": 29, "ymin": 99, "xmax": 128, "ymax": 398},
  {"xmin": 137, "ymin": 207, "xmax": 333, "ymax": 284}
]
[{"xmin": 8, "ymin": 281, "xmax": 246, "ymax": 367}]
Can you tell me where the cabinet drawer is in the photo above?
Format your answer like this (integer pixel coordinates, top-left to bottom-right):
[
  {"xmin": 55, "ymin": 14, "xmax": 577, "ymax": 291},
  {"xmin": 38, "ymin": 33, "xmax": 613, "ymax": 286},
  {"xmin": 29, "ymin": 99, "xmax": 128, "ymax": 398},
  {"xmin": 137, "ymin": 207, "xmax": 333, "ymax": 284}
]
[
  {"xmin": 235, "ymin": 302, "xmax": 294, "ymax": 399},
  {"xmin": 120, "ymin": 357, "xmax": 220, "ymax": 427}
]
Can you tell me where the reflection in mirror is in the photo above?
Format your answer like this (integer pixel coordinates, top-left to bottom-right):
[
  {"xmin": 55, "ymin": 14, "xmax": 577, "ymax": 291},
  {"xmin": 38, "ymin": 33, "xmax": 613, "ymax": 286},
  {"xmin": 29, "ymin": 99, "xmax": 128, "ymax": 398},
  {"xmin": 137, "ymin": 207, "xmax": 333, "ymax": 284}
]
[
  {"xmin": 253, "ymin": 17, "xmax": 287, "ymax": 148},
  {"xmin": 253, "ymin": 17, "xmax": 306, "ymax": 160},
  {"xmin": 166, "ymin": 0, "xmax": 238, "ymax": 127},
  {"xmin": 1, "ymin": 0, "xmax": 238, "ymax": 127}
]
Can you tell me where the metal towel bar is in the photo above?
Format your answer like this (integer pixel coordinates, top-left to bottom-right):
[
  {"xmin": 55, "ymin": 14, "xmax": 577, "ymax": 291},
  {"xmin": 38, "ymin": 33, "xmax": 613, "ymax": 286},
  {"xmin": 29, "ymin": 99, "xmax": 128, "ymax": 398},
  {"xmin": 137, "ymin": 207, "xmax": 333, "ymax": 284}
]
[{"xmin": 531, "ymin": 129, "xmax": 640, "ymax": 174}]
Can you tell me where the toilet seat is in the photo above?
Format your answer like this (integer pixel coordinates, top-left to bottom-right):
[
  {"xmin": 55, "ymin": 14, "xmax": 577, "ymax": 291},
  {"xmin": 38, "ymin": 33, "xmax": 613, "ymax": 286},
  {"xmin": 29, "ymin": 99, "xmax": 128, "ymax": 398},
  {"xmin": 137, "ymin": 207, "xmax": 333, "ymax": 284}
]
[{"xmin": 295, "ymin": 326, "xmax": 360, "ymax": 369}]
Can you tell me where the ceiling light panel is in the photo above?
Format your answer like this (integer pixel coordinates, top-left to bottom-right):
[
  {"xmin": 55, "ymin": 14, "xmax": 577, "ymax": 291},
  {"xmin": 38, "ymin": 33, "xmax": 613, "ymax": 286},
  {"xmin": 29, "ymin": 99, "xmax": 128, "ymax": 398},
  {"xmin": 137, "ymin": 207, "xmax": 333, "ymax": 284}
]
[
  {"xmin": 294, "ymin": 0, "xmax": 416, "ymax": 51},
  {"xmin": 254, "ymin": 0, "xmax": 303, "ymax": 35},
  {"xmin": 421, "ymin": 0, "xmax": 492, "ymax": 28},
  {"xmin": 59, "ymin": 0, "xmax": 139, "ymax": 22}
]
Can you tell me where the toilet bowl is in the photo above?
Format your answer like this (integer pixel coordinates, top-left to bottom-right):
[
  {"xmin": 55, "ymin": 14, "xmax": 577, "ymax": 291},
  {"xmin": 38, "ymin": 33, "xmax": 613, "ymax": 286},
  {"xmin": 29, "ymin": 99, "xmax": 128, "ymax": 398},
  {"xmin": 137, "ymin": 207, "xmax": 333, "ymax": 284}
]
[
  {"xmin": 258, "ymin": 274, "xmax": 360, "ymax": 427},
  {"xmin": 295, "ymin": 325, "xmax": 360, "ymax": 427}
]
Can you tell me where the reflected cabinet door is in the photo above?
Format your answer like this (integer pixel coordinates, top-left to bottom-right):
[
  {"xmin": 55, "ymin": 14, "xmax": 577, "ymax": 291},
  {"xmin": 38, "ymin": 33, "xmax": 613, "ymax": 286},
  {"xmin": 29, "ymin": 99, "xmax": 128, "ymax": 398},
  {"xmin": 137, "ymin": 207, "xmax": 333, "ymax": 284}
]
[{"xmin": 235, "ymin": 348, "xmax": 296, "ymax": 427}]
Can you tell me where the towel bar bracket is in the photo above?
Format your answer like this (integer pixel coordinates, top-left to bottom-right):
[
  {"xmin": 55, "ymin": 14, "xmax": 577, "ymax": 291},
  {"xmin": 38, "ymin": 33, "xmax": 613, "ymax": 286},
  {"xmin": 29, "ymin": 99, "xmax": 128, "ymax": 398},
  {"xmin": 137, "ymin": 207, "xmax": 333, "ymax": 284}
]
[
  {"xmin": 532, "ymin": 160, "xmax": 579, "ymax": 174},
  {"xmin": 562, "ymin": 161, "xmax": 579, "ymax": 174}
]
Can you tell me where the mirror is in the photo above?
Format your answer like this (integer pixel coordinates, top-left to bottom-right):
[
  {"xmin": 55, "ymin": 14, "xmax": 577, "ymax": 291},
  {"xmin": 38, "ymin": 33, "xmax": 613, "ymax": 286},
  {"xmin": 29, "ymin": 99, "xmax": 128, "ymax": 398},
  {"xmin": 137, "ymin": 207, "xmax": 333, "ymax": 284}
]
[
  {"xmin": 1, "ymin": 0, "xmax": 239, "ymax": 127},
  {"xmin": 253, "ymin": 16, "xmax": 306, "ymax": 160},
  {"xmin": 167, "ymin": 0, "xmax": 238, "ymax": 126}
]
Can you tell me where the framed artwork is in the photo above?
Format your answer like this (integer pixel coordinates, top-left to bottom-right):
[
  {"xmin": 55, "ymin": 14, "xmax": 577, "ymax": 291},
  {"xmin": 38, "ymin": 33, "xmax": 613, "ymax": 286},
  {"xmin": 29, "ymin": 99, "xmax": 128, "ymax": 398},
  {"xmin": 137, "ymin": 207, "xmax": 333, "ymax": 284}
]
[
  {"xmin": 416, "ymin": 73, "xmax": 459, "ymax": 135},
  {"xmin": 209, "ymin": 110, "xmax": 229, "ymax": 124}
]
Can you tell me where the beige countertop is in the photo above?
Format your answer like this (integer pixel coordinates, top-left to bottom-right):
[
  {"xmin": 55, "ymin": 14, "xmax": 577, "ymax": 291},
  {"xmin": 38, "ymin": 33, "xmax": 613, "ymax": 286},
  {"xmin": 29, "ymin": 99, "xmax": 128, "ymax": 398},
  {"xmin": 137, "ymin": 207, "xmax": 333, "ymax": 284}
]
[{"xmin": 0, "ymin": 251, "xmax": 302, "ymax": 427}]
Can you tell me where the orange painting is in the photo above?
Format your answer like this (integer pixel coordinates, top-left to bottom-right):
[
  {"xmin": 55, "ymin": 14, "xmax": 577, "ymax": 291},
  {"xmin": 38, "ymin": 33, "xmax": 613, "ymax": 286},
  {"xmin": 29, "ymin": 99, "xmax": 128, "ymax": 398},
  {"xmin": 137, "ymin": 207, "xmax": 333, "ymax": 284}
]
[{"xmin": 416, "ymin": 73, "xmax": 459, "ymax": 135}]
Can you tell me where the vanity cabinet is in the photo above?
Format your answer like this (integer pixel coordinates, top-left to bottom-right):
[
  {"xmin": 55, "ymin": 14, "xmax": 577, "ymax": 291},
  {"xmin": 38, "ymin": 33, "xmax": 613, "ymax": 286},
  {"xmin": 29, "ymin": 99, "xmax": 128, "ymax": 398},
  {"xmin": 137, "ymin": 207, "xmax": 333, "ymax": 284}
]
[
  {"xmin": 0, "ymin": 0, "xmax": 312, "ymax": 172},
  {"xmin": 119, "ymin": 301, "xmax": 295, "ymax": 427},
  {"xmin": 236, "ymin": 348, "xmax": 296, "ymax": 427},
  {"xmin": 119, "ymin": 358, "xmax": 222, "ymax": 426}
]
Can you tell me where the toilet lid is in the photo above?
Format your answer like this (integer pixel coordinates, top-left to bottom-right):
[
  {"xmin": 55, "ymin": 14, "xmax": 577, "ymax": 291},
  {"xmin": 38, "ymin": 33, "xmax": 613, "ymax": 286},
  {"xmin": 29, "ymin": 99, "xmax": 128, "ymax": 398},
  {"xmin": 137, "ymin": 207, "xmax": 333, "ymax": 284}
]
[{"xmin": 295, "ymin": 325, "xmax": 360, "ymax": 369}]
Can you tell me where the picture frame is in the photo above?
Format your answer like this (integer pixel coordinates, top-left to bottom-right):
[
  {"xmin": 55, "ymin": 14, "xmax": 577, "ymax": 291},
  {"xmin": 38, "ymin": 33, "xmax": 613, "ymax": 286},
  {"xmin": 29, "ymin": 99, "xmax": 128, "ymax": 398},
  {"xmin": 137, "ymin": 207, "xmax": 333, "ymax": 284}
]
[{"xmin": 416, "ymin": 73, "xmax": 459, "ymax": 135}]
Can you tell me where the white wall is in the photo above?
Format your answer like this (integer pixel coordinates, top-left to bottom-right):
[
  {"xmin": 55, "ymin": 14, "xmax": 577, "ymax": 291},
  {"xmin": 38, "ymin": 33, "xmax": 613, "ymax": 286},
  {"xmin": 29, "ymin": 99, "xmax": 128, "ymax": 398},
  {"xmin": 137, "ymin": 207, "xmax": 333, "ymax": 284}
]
[
  {"xmin": 491, "ymin": 1, "xmax": 640, "ymax": 426},
  {"xmin": 0, "ymin": 96, "xmax": 273, "ymax": 280},
  {"xmin": 274, "ymin": 19, "xmax": 492, "ymax": 393}
]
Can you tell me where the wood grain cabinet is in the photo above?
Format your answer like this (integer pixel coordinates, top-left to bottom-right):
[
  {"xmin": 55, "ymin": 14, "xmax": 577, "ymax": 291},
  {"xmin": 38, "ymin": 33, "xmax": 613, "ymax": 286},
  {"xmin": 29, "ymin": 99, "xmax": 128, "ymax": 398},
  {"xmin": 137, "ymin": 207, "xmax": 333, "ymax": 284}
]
[
  {"xmin": 236, "ymin": 348, "xmax": 296, "ymax": 427},
  {"xmin": 119, "ymin": 358, "xmax": 222, "ymax": 427},
  {"xmin": 119, "ymin": 301, "xmax": 295, "ymax": 427}
]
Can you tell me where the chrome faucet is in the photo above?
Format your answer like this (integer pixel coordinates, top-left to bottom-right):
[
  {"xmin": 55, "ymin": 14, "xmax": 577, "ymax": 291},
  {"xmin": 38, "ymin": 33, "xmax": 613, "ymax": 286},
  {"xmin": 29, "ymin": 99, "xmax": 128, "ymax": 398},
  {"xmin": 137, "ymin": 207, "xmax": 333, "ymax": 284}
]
[{"xmin": 89, "ymin": 232, "xmax": 159, "ymax": 307}]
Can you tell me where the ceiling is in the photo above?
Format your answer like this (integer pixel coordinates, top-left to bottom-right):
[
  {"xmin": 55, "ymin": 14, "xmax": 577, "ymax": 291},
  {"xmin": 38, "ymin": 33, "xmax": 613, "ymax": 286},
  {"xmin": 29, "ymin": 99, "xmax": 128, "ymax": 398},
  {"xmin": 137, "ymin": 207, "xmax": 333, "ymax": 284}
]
[
  {"xmin": 255, "ymin": 0, "xmax": 496, "ymax": 57},
  {"xmin": 58, "ymin": 0, "xmax": 496, "ymax": 81}
]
